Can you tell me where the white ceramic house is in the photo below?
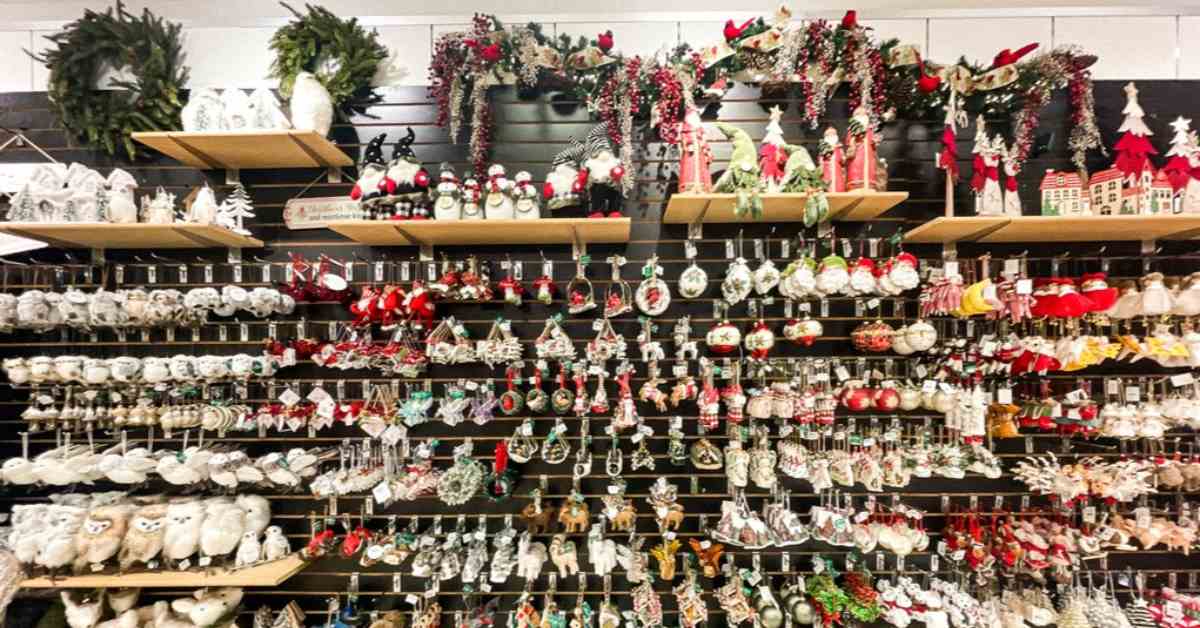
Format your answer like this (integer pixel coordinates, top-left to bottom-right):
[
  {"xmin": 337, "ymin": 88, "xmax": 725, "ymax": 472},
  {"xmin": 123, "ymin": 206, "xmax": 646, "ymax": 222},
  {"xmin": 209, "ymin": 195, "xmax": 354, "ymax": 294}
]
[{"xmin": 1039, "ymin": 169, "xmax": 1086, "ymax": 216}]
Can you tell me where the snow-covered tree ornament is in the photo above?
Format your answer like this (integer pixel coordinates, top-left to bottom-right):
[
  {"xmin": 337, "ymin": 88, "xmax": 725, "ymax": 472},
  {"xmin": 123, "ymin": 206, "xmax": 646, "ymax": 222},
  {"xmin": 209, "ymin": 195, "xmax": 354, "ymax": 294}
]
[
  {"xmin": 217, "ymin": 183, "xmax": 255, "ymax": 235},
  {"xmin": 1113, "ymin": 81, "xmax": 1158, "ymax": 183},
  {"xmin": 759, "ymin": 105, "xmax": 787, "ymax": 192},
  {"xmin": 1163, "ymin": 116, "xmax": 1200, "ymax": 212}
]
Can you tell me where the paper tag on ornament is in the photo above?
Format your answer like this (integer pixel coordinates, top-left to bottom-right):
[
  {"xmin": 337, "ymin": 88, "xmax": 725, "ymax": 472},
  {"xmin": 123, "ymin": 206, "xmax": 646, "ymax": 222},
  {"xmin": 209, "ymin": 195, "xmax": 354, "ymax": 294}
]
[
  {"xmin": 997, "ymin": 388, "xmax": 1012, "ymax": 404},
  {"xmin": 981, "ymin": 341, "xmax": 997, "ymax": 357},
  {"xmin": 178, "ymin": 559, "xmax": 192, "ymax": 571},
  {"xmin": 834, "ymin": 366, "xmax": 850, "ymax": 382},
  {"xmin": 943, "ymin": 261, "xmax": 959, "ymax": 279},
  {"xmin": 1003, "ymin": 258, "xmax": 1020, "ymax": 278},
  {"xmin": 1134, "ymin": 506, "xmax": 1151, "ymax": 529},
  {"xmin": 1064, "ymin": 389, "xmax": 1088, "ymax": 403},
  {"xmin": 1082, "ymin": 506, "xmax": 1096, "ymax": 524},
  {"xmin": 308, "ymin": 386, "xmax": 331, "ymax": 404},
  {"xmin": 781, "ymin": 240, "xmax": 790, "ymax": 258},
  {"xmin": 317, "ymin": 398, "xmax": 337, "ymax": 419},
  {"xmin": 1172, "ymin": 372, "xmax": 1195, "ymax": 387},
  {"xmin": 922, "ymin": 380, "xmax": 937, "ymax": 394},
  {"xmin": 1016, "ymin": 279, "xmax": 1032, "ymax": 295},
  {"xmin": 373, "ymin": 481, "xmax": 393, "ymax": 504},
  {"xmin": 1125, "ymin": 386, "xmax": 1141, "ymax": 402},
  {"xmin": 427, "ymin": 263, "xmax": 437, "ymax": 281},
  {"xmin": 939, "ymin": 382, "xmax": 954, "ymax": 394},
  {"xmin": 279, "ymin": 388, "xmax": 301, "ymax": 407},
  {"xmin": 725, "ymin": 240, "xmax": 735, "ymax": 258},
  {"xmin": 913, "ymin": 364, "xmax": 927, "ymax": 378},
  {"xmin": 382, "ymin": 425, "xmax": 407, "ymax": 446}
]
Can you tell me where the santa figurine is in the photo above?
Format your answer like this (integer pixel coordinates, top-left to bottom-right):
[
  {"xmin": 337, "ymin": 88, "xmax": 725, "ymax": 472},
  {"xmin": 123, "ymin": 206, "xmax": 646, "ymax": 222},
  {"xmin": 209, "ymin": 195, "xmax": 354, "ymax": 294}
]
[
  {"xmin": 583, "ymin": 123, "xmax": 626, "ymax": 218},
  {"xmin": 431, "ymin": 162, "xmax": 462, "ymax": 221},
  {"xmin": 511, "ymin": 170, "xmax": 541, "ymax": 219},
  {"xmin": 844, "ymin": 106, "xmax": 879, "ymax": 191},
  {"xmin": 462, "ymin": 178, "xmax": 483, "ymax": 219},
  {"xmin": 381, "ymin": 127, "xmax": 431, "ymax": 219},
  {"xmin": 350, "ymin": 133, "xmax": 388, "ymax": 216},
  {"xmin": 818, "ymin": 127, "xmax": 845, "ymax": 193},
  {"xmin": 544, "ymin": 138, "xmax": 588, "ymax": 214},
  {"xmin": 999, "ymin": 137, "xmax": 1021, "ymax": 216},
  {"xmin": 759, "ymin": 106, "xmax": 788, "ymax": 192},
  {"xmin": 485, "ymin": 164, "xmax": 515, "ymax": 219},
  {"xmin": 676, "ymin": 105, "xmax": 713, "ymax": 193}
]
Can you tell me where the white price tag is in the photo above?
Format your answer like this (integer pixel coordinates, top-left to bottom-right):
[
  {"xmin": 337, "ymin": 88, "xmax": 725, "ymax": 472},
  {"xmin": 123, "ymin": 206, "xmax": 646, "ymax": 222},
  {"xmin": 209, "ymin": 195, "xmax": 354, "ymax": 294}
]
[
  {"xmin": 834, "ymin": 366, "xmax": 850, "ymax": 381},
  {"xmin": 997, "ymin": 388, "xmax": 1012, "ymax": 404},
  {"xmin": 1134, "ymin": 506, "xmax": 1151, "ymax": 529},
  {"xmin": 1171, "ymin": 372, "xmax": 1195, "ymax": 387},
  {"xmin": 1003, "ymin": 258, "xmax": 1020, "ymax": 277},
  {"xmin": 1125, "ymin": 386, "xmax": 1141, "ymax": 402},
  {"xmin": 317, "ymin": 398, "xmax": 337, "ymax": 419},
  {"xmin": 922, "ymin": 380, "xmax": 937, "ymax": 394},
  {"xmin": 1082, "ymin": 506, "xmax": 1096, "ymax": 524},
  {"xmin": 1064, "ymin": 389, "xmax": 1088, "ymax": 403},
  {"xmin": 1016, "ymin": 279, "xmax": 1032, "ymax": 295},
  {"xmin": 278, "ymin": 388, "xmax": 301, "ymax": 407},
  {"xmin": 373, "ymin": 481, "xmax": 393, "ymax": 504},
  {"xmin": 943, "ymin": 261, "xmax": 959, "ymax": 278},
  {"xmin": 308, "ymin": 387, "xmax": 332, "ymax": 404}
]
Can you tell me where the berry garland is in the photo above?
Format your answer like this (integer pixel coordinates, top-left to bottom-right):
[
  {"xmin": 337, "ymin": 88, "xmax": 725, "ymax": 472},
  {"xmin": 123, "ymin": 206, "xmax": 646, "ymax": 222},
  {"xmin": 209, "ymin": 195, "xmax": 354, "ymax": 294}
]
[
  {"xmin": 33, "ymin": 2, "xmax": 188, "ymax": 160},
  {"xmin": 268, "ymin": 3, "xmax": 389, "ymax": 119}
]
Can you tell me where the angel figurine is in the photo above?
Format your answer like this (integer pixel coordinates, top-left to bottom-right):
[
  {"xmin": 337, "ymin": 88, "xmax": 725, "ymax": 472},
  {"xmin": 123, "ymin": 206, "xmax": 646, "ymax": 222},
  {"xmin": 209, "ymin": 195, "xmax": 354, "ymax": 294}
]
[
  {"xmin": 431, "ymin": 163, "xmax": 462, "ymax": 221},
  {"xmin": 676, "ymin": 106, "xmax": 713, "ymax": 193},
  {"xmin": 583, "ymin": 124, "xmax": 626, "ymax": 218}
]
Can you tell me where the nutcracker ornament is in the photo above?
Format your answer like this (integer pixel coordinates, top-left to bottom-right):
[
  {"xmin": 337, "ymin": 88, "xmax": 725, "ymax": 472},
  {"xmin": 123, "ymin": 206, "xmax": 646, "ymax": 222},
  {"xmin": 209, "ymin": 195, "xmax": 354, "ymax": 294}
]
[
  {"xmin": 485, "ymin": 164, "xmax": 516, "ymax": 219},
  {"xmin": 545, "ymin": 139, "xmax": 587, "ymax": 212},
  {"xmin": 511, "ymin": 170, "xmax": 541, "ymax": 219},
  {"xmin": 350, "ymin": 133, "xmax": 388, "ymax": 214},
  {"xmin": 844, "ymin": 106, "xmax": 880, "ymax": 191},
  {"xmin": 818, "ymin": 127, "xmax": 845, "ymax": 192},
  {"xmin": 431, "ymin": 163, "xmax": 463, "ymax": 221},
  {"xmin": 759, "ymin": 106, "xmax": 788, "ymax": 192},
  {"xmin": 676, "ymin": 105, "xmax": 713, "ymax": 193},
  {"xmin": 381, "ymin": 128, "xmax": 431, "ymax": 219},
  {"xmin": 583, "ymin": 124, "xmax": 626, "ymax": 218},
  {"xmin": 713, "ymin": 122, "xmax": 763, "ymax": 218}
]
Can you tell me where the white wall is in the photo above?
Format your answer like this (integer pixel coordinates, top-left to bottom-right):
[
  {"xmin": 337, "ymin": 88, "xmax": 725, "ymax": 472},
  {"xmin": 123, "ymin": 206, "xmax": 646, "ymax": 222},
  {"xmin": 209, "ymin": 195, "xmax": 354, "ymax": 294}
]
[{"xmin": 2, "ymin": 5, "xmax": 1198, "ymax": 91}]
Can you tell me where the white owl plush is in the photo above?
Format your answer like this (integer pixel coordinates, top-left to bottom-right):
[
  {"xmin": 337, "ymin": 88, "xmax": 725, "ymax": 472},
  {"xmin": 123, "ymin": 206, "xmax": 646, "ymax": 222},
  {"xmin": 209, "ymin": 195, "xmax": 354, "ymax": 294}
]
[
  {"xmin": 220, "ymin": 89, "xmax": 254, "ymax": 131},
  {"xmin": 236, "ymin": 494, "xmax": 271, "ymax": 539},
  {"xmin": 234, "ymin": 531, "xmax": 261, "ymax": 568},
  {"xmin": 119, "ymin": 503, "xmax": 167, "ymax": 571},
  {"xmin": 105, "ymin": 169, "xmax": 139, "ymax": 224},
  {"xmin": 182, "ymin": 88, "xmax": 225, "ymax": 132},
  {"xmin": 199, "ymin": 498, "xmax": 245, "ymax": 561},
  {"xmin": 73, "ymin": 503, "xmax": 132, "ymax": 572},
  {"xmin": 62, "ymin": 591, "xmax": 104, "ymax": 628},
  {"xmin": 249, "ymin": 88, "xmax": 291, "ymax": 130},
  {"xmin": 35, "ymin": 505, "xmax": 86, "ymax": 572},
  {"xmin": 289, "ymin": 72, "xmax": 334, "ymax": 137},
  {"xmin": 171, "ymin": 588, "xmax": 244, "ymax": 628},
  {"xmin": 261, "ymin": 525, "xmax": 291, "ymax": 561},
  {"xmin": 163, "ymin": 500, "xmax": 205, "ymax": 565}
]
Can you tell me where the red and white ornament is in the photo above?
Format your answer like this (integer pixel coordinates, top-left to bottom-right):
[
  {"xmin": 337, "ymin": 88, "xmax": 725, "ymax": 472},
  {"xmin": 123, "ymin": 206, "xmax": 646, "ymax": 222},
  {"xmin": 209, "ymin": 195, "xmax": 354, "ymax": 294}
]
[{"xmin": 743, "ymin": 320, "xmax": 776, "ymax": 360}]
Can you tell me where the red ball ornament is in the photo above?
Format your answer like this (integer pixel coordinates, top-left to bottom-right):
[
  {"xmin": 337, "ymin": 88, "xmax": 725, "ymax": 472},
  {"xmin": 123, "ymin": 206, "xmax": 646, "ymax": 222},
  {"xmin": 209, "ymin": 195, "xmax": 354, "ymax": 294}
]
[
  {"xmin": 874, "ymin": 387, "xmax": 900, "ymax": 411},
  {"xmin": 842, "ymin": 385, "xmax": 874, "ymax": 412}
]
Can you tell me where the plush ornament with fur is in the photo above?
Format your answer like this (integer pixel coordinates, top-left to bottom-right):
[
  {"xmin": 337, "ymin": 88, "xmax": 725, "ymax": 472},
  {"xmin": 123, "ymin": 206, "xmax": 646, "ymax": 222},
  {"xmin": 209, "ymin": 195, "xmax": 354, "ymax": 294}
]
[
  {"xmin": 163, "ymin": 500, "xmax": 206, "ymax": 565},
  {"xmin": 235, "ymin": 495, "xmax": 272, "ymax": 539},
  {"xmin": 74, "ymin": 504, "xmax": 132, "ymax": 573},
  {"xmin": 235, "ymin": 531, "xmax": 262, "ymax": 568},
  {"xmin": 62, "ymin": 591, "xmax": 104, "ymax": 628},
  {"xmin": 261, "ymin": 526, "xmax": 291, "ymax": 562},
  {"xmin": 172, "ymin": 588, "xmax": 244, "ymax": 628},
  {"xmin": 35, "ymin": 505, "xmax": 86, "ymax": 572},
  {"xmin": 403, "ymin": 282, "xmax": 435, "ymax": 329},
  {"xmin": 544, "ymin": 138, "xmax": 587, "ymax": 211},
  {"xmin": 107, "ymin": 589, "xmax": 141, "ymax": 614},
  {"xmin": 200, "ymin": 499, "xmax": 246, "ymax": 561},
  {"xmin": 381, "ymin": 128, "xmax": 431, "ymax": 218},
  {"xmin": 119, "ymin": 503, "xmax": 167, "ymax": 571},
  {"xmin": 290, "ymin": 71, "xmax": 334, "ymax": 136}
]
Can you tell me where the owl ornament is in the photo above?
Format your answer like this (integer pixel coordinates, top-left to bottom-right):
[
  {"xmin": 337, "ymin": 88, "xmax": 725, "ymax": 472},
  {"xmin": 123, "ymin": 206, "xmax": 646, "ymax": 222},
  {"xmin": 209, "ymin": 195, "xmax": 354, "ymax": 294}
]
[
  {"xmin": 431, "ymin": 163, "xmax": 463, "ymax": 221},
  {"xmin": 544, "ymin": 137, "xmax": 588, "ymax": 213},
  {"xmin": 583, "ymin": 124, "xmax": 626, "ymax": 218},
  {"xmin": 350, "ymin": 134, "xmax": 389, "ymax": 217},
  {"xmin": 381, "ymin": 128, "xmax": 431, "ymax": 219},
  {"xmin": 511, "ymin": 171, "xmax": 541, "ymax": 219},
  {"xmin": 484, "ymin": 164, "xmax": 515, "ymax": 219}
]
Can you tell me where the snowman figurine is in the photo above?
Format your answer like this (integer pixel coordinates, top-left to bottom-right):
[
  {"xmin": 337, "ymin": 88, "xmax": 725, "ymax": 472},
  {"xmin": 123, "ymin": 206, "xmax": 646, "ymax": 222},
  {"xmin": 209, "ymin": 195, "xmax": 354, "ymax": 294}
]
[
  {"xmin": 582, "ymin": 123, "xmax": 626, "ymax": 218},
  {"xmin": 350, "ymin": 133, "xmax": 389, "ymax": 218},
  {"xmin": 462, "ymin": 178, "xmax": 483, "ymax": 220},
  {"xmin": 485, "ymin": 164, "xmax": 515, "ymax": 220},
  {"xmin": 511, "ymin": 170, "xmax": 540, "ymax": 219},
  {"xmin": 431, "ymin": 163, "xmax": 462, "ymax": 221},
  {"xmin": 381, "ymin": 127, "xmax": 430, "ymax": 219}
]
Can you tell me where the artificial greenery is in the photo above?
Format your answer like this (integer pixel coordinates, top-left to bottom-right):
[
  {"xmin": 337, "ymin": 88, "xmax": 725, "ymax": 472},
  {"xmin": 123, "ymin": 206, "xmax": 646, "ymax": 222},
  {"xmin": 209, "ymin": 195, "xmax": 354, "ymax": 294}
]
[
  {"xmin": 32, "ymin": 1, "xmax": 188, "ymax": 160},
  {"xmin": 269, "ymin": 2, "xmax": 389, "ymax": 118}
]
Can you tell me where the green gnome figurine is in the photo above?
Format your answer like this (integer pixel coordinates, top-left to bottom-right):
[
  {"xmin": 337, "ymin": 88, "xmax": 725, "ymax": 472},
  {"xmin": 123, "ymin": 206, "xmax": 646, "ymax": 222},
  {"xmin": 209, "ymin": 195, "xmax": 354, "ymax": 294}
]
[{"xmin": 712, "ymin": 122, "xmax": 763, "ymax": 219}]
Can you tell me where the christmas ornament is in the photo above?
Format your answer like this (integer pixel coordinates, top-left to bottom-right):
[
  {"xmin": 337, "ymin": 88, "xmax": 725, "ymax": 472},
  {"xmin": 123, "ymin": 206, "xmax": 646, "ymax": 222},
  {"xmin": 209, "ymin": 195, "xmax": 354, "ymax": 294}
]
[{"xmin": 635, "ymin": 257, "xmax": 671, "ymax": 316}]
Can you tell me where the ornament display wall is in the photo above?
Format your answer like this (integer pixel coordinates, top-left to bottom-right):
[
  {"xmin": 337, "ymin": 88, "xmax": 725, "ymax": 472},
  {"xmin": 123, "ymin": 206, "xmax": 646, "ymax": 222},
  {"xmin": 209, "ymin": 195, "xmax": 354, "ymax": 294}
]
[{"xmin": 2, "ymin": 81, "xmax": 1200, "ymax": 624}]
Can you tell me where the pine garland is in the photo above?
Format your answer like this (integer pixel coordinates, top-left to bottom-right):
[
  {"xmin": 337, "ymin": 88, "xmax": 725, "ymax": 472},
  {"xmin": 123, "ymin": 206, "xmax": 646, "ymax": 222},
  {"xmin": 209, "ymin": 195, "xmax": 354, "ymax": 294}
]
[
  {"xmin": 32, "ymin": 1, "xmax": 188, "ymax": 160},
  {"xmin": 269, "ymin": 3, "xmax": 389, "ymax": 118}
]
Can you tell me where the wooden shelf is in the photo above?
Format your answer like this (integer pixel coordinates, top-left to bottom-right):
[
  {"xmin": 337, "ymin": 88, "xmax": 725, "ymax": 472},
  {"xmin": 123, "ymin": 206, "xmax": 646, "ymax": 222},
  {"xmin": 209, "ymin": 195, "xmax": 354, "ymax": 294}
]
[
  {"xmin": 21, "ymin": 554, "xmax": 308, "ymax": 589},
  {"xmin": 662, "ymin": 191, "xmax": 908, "ymax": 224},
  {"xmin": 131, "ymin": 131, "xmax": 354, "ymax": 170},
  {"xmin": 326, "ymin": 218, "xmax": 631, "ymax": 247},
  {"xmin": 0, "ymin": 223, "xmax": 263, "ymax": 249},
  {"xmin": 905, "ymin": 215, "xmax": 1200, "ymax": 244}
]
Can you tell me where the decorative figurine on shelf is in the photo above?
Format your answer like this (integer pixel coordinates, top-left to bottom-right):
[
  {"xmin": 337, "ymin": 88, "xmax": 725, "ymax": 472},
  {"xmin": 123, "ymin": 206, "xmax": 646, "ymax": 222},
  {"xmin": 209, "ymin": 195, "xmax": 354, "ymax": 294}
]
[
  {"xmin": 971, "ymin": 118, "xmax": 1003, "ymax": 216},
  {"xmin": 676, "ymin": 105, "xmax": 713, "ymax": 193},
  {"xmin": 1164, "ymin": 116, "xmax": 1197, "ymax": 212},
  {"xmin": 1000, "ymin": 136, "xmax": 1022, "ymax": 216},
  {"xmin": 350, "ymin": 133, "xmax": 388, "ymax": 215},
  {"xmin": 1183, "ymin": 132, "xmax": 1200, "ymax": 213},
  {"xmin": 844, "ymin": 106, "xmax": 879, "ymax": 191},
  {"xmin": 141, "ymin": 187, "xmax": 177, "ymax": 224},
  {"xmin": 431, "ymin": 163, "xmax": 462, "ymax": 221},
  {"xmin": 1113, "ymin": 81, "xmax": 1158, "ymax": 187},
  {"xmin": 181, "ymin": 88, "xmax": 223, "ymax": 132},
  {"xmin": 545, "ymin": 138, "xmax": 587, "ymax": 212},
  {"xmin": 382, "ymin": 129, "xmax": 431, "ymax": 220},
  {"xmin": 512, "ymin": 170, "xmax": 540, "ymax": 219},
  {"xmin": 759, "ymin": 106, "xmax": 788, "ymax": 192},
  {"xmin": 217, "ymin": 183, "xmax": 255, "ymax": 235},
  {"xmin": 289, "ymin": 71, "xmax": 334, "ymax": 137},
  {"xmin": 462, "ymin": 178, "xmax": 483, "ymax": 220},
  {"xmin": 186, "ymin": 182, "xmax": 220, "ymax": 225},
  {"xmin": 1039, "ymin": 170, "xmax": 1087, "ymax": 216},
  {"xmin": 485, "ymin": 164, "xmax": 516, "ymax": 220},
  {"xmin": 817, "ymin": 126, "xmax": 845, "ymax": 193},
  {"xmin": 105, "ymin": 170, "xmax": 139, "ymax": 224},
  {"xmin": 220, "ymin": 88, "xmax": 253, "ymax": 131},
  {"xmin": 713, "ymin": 122, "xmax": 762, "ymax": 218},
  {"xmin": 249, "ymin": 88, "xmax": 291, "ymax": 130},
  {"xmin": 583, "ymin": 124, "xmax": 626, "ymax": 218},
  {"xmin": 781, "ymin": 142, "xmax": 827, "ymax": 226}
]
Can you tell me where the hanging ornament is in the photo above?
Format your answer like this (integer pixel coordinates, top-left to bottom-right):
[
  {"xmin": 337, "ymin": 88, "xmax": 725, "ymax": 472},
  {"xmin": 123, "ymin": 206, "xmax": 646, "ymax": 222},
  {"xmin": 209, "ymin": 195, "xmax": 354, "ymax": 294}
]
[
  {"xmin": 723, "ymin": 257, "xmax": 753, "ymax": 305},
  {"xmin": 678, "ymin": 261, "xmax": 709, "ymax": 299},
  {"xmin": 815, "ymin": 252, "xmax": 850, "ymax": 295},
  {"xmin": 635, "ymin": 256, "xmax": 671, "ymax": 316},
  {"xmin": 744, "ymin": 320, "xmax": 776, "ymax": 360},
  {"xmin": 566, "ymin": 265, "xmax": 597, "ymax": 315},
  {"xmin": 532, "ymin": 274, "xmax": 556, "ymax": 305},
  {"xmin": 706, "ymin": 318, "xmax": 742, "ymax": 355},
  {"xmin": 499, "ymin": 365, "xmax": 526, "ymax": 415},
  {"xmin": 851, "ymin": 320, "xmax": 895, "ymax": 352},
  {"xmin": 782, "ymin": 314, "xmax": 823, "ymax": 347},
  {"xmin": 753, "ymin": 258, "xmax": 781, "ymax": 295},
  {"xmin": 550, "ymin": 365, "xmax": 576, "ymax": 415},
  {"xmin": 525, "ymin": 365, "xmax": 548, "ymax": 412}
]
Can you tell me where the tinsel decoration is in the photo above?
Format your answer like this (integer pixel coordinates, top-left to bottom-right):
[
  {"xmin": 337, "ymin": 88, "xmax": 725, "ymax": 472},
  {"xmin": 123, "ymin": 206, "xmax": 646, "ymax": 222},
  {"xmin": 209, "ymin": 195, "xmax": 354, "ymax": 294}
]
[
  {"xmin": 268, "ymin": 3, "xmax": 389, "ymax": 118},
  {"xmin": 32, "ymin": 1, "xmax": 189, "ymax": 160},
  {"xmin": 1065, "ymin": 49, "xmax": 1105, "ymax": 173}
]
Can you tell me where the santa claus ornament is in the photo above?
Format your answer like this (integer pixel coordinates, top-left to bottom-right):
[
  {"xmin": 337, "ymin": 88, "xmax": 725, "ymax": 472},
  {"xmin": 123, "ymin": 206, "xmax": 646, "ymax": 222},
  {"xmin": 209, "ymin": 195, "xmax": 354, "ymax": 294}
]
[
  {"xmin": 485, "ymin": 164, "xmax": 516, "ymax": 220},
  {"xmin": 431, "ymin": 162, "xmax": 462, "ymax": 220},
  {"xmin": 583, "ymin": 123, "xmax": 626, "ymax": 218},
  {"xmin": 814, "ymin": 253, "xmax": 849, "ymax": 295},
  {"xmin": 635, "ymin": 257, "xmax": 671, "ymax": 316},
  {"xmin": 818, "ymin": 127, "xmax": 845, "ymax": 193},
  {"xmin": 844, "ymin": 106, "xmax": 880, "ymax": 191}
]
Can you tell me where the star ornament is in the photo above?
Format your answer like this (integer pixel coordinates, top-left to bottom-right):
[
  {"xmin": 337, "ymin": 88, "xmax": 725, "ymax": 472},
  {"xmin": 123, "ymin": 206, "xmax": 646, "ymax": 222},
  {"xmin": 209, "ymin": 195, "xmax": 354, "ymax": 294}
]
[
  {"xmin": 1171, "ymin": 116, "xmax": 1193, "ymax": 134},
  {"xmin": 768, "ymin": 105, "xmax": 784, "ymax": 124}
]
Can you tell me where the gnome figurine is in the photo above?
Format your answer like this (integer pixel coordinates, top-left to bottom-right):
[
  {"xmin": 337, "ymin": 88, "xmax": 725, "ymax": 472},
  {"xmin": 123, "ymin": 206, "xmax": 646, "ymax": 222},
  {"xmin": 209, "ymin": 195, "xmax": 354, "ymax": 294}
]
[
  {"xmin": 485, "ymin": 164, "xmax": 516, "ymax": 219},
  {"xmin": 462, "ymin": 178, "xmax": 484, "ymax": 219},
  {"xmin": 381, "ymin": 127, "xmax": 431, "ymax": 219},
  {"xmin": 582, "ymin": 123, "xmax": 626, "ymax": 218},
  {"xmin": 511, "ymin": 170, "xmax": 541, "ymax": 219},
  {"xmin": 350, "ymin": 133, "xmax": 389, "ymax": 217},
  {"xmin": 817, "ymin": 127, "xmax": 845, "ymax": 193},
  {"xmin": 431, "ymin": 163, "xmax": 462, "ymax": 220},
  {"xmin": 712, "ymin": 122, "xmax": 763, "ymax": 218},
  {"xmin": 544, "ymin": 138, "xmax": 588, "ymax": 213}
]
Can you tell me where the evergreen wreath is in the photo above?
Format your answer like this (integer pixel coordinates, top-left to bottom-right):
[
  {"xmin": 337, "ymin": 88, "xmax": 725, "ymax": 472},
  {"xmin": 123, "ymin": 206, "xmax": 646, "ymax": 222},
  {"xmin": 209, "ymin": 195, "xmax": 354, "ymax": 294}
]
[
  {"xmin": 269, "ymin": 3, "xmax": 389, "ymax": 118},
  {"xmin": 32, "ymin": 1, "xmax": 188, "ymax": 160}
]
